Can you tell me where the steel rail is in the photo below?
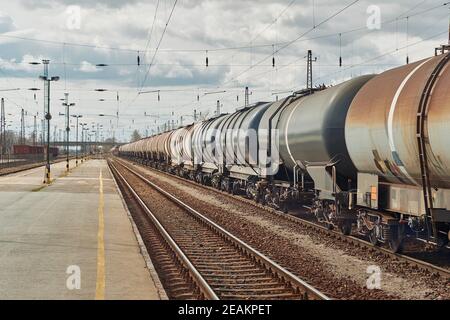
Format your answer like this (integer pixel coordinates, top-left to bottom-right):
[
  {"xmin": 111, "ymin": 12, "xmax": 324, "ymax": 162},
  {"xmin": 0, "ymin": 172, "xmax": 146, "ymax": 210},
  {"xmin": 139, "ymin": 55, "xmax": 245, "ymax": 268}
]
[
  {"xmin": 112, "ymin": 158, "xmax": 329, "ymax": 300},
  {"xmin": 116, "ymin": 156, "xmax": 450, "ymax": 281},
  {"xmin": 0, "ymin": 156, "xmax": 78, "ymax": 177},
  {"xmin": 109, "ymin": 160, "xmax": 218, "ymax": 300}
]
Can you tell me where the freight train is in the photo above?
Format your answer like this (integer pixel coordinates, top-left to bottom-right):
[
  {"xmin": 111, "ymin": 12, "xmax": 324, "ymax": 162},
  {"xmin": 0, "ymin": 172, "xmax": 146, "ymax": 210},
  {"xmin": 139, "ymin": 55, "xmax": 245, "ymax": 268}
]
[
  {"xmin": 13, "ymin": 145, "xmax": 59, "ymax": 158},
  {"xmin": 118, "ymin": 53, "xmax": 450, "ymax": 252}
]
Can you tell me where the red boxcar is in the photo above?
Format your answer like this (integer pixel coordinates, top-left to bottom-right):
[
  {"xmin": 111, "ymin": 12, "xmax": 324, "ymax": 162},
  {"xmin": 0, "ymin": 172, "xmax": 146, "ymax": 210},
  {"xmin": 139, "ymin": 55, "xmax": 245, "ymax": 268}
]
[
  {"xmin": 13, "ymin": 145, "xmax": 59, "ymax": 158},
  {"xmin": 49, "ymin": 147, "xmax": 59, "ymax": 158},
  {"xmin": 13, "ymin": 145, "xmax": 32, "ymax": 155}
]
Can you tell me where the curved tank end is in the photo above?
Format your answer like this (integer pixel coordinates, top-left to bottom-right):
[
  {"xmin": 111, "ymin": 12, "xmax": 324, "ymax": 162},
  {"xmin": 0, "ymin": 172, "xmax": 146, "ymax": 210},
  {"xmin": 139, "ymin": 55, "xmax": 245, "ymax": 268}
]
[{"xmin": 278, "ymin": 75, "xmax": 375, "ymax": 183}]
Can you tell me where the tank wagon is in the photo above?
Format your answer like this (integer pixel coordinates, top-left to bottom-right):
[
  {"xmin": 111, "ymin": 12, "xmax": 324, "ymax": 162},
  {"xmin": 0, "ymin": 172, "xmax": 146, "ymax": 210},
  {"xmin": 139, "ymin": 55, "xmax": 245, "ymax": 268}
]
[{"xmin": 119, "ymin": 53, "xmax": 450, "ymax": 252}]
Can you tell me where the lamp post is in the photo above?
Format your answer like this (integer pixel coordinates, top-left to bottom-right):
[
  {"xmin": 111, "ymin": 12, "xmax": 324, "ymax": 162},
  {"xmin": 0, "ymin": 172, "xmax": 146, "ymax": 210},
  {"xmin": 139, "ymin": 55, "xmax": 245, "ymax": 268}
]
[
  {"xmin": 80, "ymin": 123, "xmax": 88, "ymax": 162},
  {"xmin": 62, "ymin": 93, "xmax": 75, "ymax": 171},
  {"xmin": 72, "ymin": 115, "xmax": 82, "ymax": 166},
  {"xmin": 39, "ymin": 60, "xmax": 59, "ymax": 184},
  {"xmin": 98, "ymin": 113, "xmax": 119, "ymax": 143}
]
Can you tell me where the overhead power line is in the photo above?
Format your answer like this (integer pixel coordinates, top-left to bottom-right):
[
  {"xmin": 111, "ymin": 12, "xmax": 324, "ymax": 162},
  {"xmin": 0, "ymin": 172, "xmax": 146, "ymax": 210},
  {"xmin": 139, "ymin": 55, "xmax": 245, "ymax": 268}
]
[
  {"xmin": 139, "ymin": 0, "xmax": 179, "ymax": 89},
  {"xmin": 223, "ymin": 0, "xmax": 362, "ymax": 85},
  {"xmin": 314, "ymin": 29, "xmax": 449, "ymax": 83},
  {"xmin": 141, "ymin": 0, "xmax": 161, "ymax": 64},
  {"xmin": 0, "ymin": 1, "xmax": 446, "ymax": 56}
]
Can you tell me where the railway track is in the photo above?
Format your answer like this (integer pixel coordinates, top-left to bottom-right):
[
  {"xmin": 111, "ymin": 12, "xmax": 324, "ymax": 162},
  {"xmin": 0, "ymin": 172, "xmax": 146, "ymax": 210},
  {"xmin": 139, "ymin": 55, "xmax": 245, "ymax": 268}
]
[
  {"xmin": 115, "ymin": 157, "xmax": 450, "ymax": 282},
  {"xmin": 0, "ymin": 156, "xmax": 79, "ymax": 177},
  {"xmin": 108, "ymin": 158, "xmax": 329, "ymax": 300}
]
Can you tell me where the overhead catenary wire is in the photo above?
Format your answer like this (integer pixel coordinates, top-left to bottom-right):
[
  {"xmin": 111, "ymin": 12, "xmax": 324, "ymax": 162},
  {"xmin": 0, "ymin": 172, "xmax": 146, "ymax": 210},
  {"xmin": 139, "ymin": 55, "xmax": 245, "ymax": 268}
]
[
  {"xmin": 0, "ymin": 2, "xmax": 445, "ymax": 57},
  {"xmin": 123, "ymin": 0, "xmax": 178, "ymax": 109},
  {"xmin": 222, "ymin": 0, "xmax": 362, "ymax": 86},
  {"xmin": 141, "ymin": 0, "xmax": 161, "ymax": 64},
  {"xmin": 314, "ymin": 29, "xmax": 449, "ymax": 83},
  {"xmin": 249, "ymin": 0, "xmax": 297, "ymax": 44},
  {"xmin": 139, "ymin": 0, "xmax": 178, "ymax": 90}
]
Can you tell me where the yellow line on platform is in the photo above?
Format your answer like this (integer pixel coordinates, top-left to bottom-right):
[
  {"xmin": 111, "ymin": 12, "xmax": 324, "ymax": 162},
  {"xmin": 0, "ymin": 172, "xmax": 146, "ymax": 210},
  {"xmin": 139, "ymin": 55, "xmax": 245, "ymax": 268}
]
[{"xmin": 95, "ymin": 169, "xmax": 105, "ymax": 300}]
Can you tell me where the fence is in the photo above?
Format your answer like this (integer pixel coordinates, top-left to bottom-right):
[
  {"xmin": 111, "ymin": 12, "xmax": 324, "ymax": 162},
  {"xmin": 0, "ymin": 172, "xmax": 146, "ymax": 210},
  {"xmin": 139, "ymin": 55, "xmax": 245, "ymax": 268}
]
[{"xmin": 0, "ymin": 153, "xmax": 47, "ymax": 170}]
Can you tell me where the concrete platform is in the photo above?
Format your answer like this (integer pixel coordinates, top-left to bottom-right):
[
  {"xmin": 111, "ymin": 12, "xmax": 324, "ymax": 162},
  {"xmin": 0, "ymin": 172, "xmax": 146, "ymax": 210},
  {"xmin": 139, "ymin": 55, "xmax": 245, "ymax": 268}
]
[{"xmin": 0, "ymin": 159, "xmax": 165, "ymax": 300}]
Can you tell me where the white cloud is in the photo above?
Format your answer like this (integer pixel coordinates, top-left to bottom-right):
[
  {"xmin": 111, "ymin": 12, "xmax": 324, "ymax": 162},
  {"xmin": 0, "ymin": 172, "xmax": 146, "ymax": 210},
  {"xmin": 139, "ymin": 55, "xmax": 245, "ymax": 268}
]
[
  {"xmin": 77, "ymin": 61, "xmax": 100, "ymax": 73},
  {"xmin": 0, "ymin": 11, "xmax": 15, "ymax": 33}
]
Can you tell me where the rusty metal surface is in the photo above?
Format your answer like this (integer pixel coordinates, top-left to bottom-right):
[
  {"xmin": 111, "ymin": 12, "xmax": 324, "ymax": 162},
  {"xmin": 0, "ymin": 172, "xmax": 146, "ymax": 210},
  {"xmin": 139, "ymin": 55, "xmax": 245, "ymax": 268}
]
[
  {"xmin": 151, "ymin": 131, "xmax": 171, "ymax": 160},
  {"xmin": 427, "ymin": 60, "xmax": 450, "ymax": 188},
  {"xmin": 346, "ymin": 55, "xmax": 450, "ymax": 189}
]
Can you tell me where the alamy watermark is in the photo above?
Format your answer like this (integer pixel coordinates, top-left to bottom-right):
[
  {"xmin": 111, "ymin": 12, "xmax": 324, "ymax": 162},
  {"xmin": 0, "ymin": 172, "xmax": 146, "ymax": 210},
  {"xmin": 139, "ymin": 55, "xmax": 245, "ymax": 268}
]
[
  {"xmin": 366, "ymin": 5, "xmax": 381, "ymax": 30},
  {"xmin": 366, "ymin": 265, "xmax": 381, "ymax": 290},
  {"xmin": 66, "ymin": 6, "xmax": 81, "ymax": 30},
  {"xmin": 66, "ymin": 265, "xmax": 81, "ymax": 290}
]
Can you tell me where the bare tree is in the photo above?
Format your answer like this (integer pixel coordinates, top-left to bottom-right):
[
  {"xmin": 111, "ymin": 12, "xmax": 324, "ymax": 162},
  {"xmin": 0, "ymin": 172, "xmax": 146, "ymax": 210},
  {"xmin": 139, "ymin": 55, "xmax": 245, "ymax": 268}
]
[
  {"xmin": 2, "ymin": 130, "xmax": 19, "ymax": 153},
  {"xmin": 130, "ymin": 130, "xmax": 142, "ymax": 143},
  {"xmin": 198, "ymin": 110, "xmax": 211, "ymax": 121}
]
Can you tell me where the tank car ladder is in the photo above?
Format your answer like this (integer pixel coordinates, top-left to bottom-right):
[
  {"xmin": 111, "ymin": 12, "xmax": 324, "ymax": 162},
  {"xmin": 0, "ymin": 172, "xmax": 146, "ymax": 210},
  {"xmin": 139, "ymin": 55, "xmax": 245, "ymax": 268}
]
[{"xmin": 416, "ymin": 52, "xmax": 449, "ymax": 243}]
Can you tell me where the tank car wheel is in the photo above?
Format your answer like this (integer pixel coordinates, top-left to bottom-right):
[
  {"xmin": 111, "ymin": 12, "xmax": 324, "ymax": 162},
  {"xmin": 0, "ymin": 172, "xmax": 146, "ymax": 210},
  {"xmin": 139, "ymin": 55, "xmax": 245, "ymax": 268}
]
[
  {"xmin": 340, "ymin": 221, "xmax": 352, "ymax": 236},
  {"xmin": 368, "ymin": 229, "xmax": 379, "ymax": 246},
  {"xmin": 389, "ymin": 237, "xmax": 403, "ymax": 253},
  {"xmin": 231, "ymin": 182, "xmax": 239, "ymax": 195},
  {"xmin": 281, "ymin": 202, "xmax": 289, "ymax": 214},
  {"xmin": 388, "ymin": 226, "xmax": 404, "ymax": 253},
  {"xmin": 436, "ymin": 234, "xmax": 449, "ymax": 250}
]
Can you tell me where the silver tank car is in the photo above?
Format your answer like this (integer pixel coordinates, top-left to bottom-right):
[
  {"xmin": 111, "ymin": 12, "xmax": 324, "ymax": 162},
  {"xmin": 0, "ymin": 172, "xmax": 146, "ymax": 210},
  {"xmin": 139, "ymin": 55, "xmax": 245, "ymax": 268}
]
[
  {"xmin": 217, "ymin": 102, "xmax": 272, "ymax": 178},
  {"xmin": 192, "ymin": 114, "xmax": 228, "ymax": 174},
  {"xmin": 277, "ymin": 75, "xmax": 374, "ymax": 182}
]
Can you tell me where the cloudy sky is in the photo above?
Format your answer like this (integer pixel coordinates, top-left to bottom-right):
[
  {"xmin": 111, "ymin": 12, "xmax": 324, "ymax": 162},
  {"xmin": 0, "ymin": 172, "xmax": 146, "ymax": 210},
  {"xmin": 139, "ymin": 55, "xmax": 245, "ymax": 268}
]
[{"xmin": 0, "ymin": 0, "xmax": 448, "ymax": 142}]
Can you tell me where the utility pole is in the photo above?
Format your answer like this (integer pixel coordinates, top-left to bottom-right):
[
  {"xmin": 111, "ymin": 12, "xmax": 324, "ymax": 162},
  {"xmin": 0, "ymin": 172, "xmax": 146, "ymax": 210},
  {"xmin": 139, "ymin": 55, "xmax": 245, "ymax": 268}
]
[
  {"xmin": 245, "ymin": 87, "xmax": 249, "ymax": 107},
  {"xmin": 40, "ymin": 59, "xmax": 59, "ymax": 184},
  {"xmin": 80, "ymin": 123, "xmax": 86, "ymax": 162},
  {"xmin": 41, "ymin": 119, "xmax": 45, "ymax": 145},
  {"xmin": 81, "ymin": 124, "xmax": 84, "ymax": 162},
  {"xmin": 435, "ymin": 16, "xmax": 450, "ymax": 55},
  {"xmin": 306, "ymin": 50, "xmax": 318, "ymax": 90},
  {"xmin": 96, "ymin": 123, "xmax": 100, "ymax": 153},
  {"xmin": 216, "ymin": 100, "xmax": 221, "ymax": 116},
  {"xmin": 33, "ymin": 115, "xmax": 37, "ymax": 147},
  {"xmin": 72, "ymin": 115, "xmax": 82, "ymax": 166},
  {"xmin": 1, "ymin": 98, "xmax": 5, "ymax": 157},
  {"xmin": 20, "ymin": 108, "xmax": 25, "ymax": 144},
  {"xmin": 307, "ymin": 50, "xmax": 313, "ymax": 90},
  {"xmin": 62, "ymin": 93, "xmax": 75, "ymax": 171}
]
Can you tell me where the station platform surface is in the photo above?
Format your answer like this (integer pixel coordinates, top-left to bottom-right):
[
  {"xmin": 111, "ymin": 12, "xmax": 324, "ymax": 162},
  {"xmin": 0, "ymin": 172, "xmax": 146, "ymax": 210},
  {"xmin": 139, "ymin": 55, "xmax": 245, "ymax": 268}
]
[{"xmin": 0, "ymin": 159, "xmax": 165, "ymax": 300}]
